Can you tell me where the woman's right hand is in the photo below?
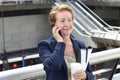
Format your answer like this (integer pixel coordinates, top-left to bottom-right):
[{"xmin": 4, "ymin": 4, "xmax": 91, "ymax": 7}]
[
  {"xmin": 73, "ymin": 69, "xmax": 87, "ymax": 80},
  {"xmin": 52, "ymin": 26, "xmax": 64, "ymax": 42}
]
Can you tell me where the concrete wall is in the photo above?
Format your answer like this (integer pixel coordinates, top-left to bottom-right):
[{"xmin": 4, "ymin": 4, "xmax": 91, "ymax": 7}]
[
  {"xmin": 0, "ymin": 18, "xmax": 3, "ymax": 52},
  {"xmin": 0, "ymin": 14, "xmax": 51, "ymax": 52}
]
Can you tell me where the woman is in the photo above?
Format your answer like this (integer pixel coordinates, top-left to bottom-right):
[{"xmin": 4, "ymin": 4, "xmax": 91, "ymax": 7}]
[{"xmin": 37, "ymin": 4, "xmax": 93, "ymax": 80}]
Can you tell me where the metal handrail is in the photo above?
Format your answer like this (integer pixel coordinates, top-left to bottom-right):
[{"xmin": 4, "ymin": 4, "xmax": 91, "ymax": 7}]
[
  {"xmin": 0, "ymin": 64, "xmax": 45, "ymax": 80},
  {"xmin": 0, "ymin": 47, "xmax": 120, "ymax": 80},
  {"xmin": 90, "ymin": 47, "xmax": 120, "ymax": 65}
]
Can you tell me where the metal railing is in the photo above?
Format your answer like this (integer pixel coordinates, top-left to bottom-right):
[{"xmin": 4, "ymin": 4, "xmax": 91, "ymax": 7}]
[{"xmin": 0, "ymin": 47, "xmax": 120, "ymax": 80}]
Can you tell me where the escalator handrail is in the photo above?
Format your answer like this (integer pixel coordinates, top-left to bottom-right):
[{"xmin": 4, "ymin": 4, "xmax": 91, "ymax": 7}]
[
  {"xmin": 77, "ymin": 0, "xmax": 113, "ymax": 29},
  {"xmin": 74, "ymin": 1, "xmax": 109, "ymax": 31},
  {"xmin": 66, "ymin": 1, "xmax": 98, "ymax": 35}
]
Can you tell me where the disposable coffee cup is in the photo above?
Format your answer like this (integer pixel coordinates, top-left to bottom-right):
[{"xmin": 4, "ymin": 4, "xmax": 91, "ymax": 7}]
[{"xmin": 70, "ymin": 63, "xmax": 83, "ymax": 80}]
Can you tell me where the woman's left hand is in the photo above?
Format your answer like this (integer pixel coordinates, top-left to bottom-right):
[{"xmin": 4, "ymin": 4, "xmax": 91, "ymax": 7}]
[{"xmin": 73, "ymin": 69, "xmax": 87, "ymax": 80}]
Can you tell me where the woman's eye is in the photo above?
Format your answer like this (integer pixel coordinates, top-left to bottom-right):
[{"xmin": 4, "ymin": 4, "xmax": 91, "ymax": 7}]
[
  {"xmin": 61, "ymin": 20, "xmax": 65, "ymax": 23},
  {"xmin": 59, "ymin": 19, "xmax": 72, "ymax": 23},
  {"xmin": 68, "ymin": 19, "xmax": 72, "ymax": 22}
]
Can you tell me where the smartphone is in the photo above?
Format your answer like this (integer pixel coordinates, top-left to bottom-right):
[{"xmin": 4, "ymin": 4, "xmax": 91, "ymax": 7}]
[
  {"xmin": 58, "ymin": 30, "xmax": 61, "ymax": 36},
  {"xmin": 50, "ymin": 24, "xmax": 61, "ymax": 36}
]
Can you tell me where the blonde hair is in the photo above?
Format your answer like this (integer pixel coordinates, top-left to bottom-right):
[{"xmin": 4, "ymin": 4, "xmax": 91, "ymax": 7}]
[{"xmin": 49, "ymin": 4, "xmax": 74, "ymax": 24}]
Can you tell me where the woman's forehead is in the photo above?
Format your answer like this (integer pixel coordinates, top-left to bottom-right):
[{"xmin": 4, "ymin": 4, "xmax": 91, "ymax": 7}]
[{"xmin": 56, "ymin": 11, "xmax": 72, "ymax": 18}]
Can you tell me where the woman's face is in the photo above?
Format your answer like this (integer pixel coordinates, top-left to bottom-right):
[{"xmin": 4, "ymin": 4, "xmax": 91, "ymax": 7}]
[{"xmin": 55, "ymin": 10, "xmax": 73, "ymax": 36}]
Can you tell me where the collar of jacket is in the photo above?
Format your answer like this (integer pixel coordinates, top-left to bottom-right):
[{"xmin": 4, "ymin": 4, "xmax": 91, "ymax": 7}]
[{"xmin": 48, "ymin": 35, "xmax": 83, "ymax": 63}]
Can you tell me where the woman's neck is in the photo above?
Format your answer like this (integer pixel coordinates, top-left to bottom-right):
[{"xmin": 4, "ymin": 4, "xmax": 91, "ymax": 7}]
[{"xmin": 63, "ymin": 35, "xmax": 71, "ymax": 44}]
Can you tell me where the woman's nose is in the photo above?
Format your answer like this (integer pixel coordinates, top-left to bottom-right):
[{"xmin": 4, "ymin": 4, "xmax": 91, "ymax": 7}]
[{"xmin": 64, "ymin": 21, "xmax": 69, "ymax": 27}]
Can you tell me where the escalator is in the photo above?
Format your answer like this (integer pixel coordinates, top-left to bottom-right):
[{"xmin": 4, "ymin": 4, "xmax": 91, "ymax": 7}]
[
  {"xmin": 69, "ymin": 1, "xmax": 109, "ymax": 32},
  {"xmin": 77, "ymin": 0, "xmax": 115, "ymax": 31}
]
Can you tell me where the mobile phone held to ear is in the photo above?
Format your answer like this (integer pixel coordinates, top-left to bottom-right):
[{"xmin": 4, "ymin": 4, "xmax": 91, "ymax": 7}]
[
  {"xmin": 58, "ymin": 30, "xmax": 61, "ymax": 36},
  {"xmin": 50, "ymin": 24, "xmax": 61, "ymax": 36}
]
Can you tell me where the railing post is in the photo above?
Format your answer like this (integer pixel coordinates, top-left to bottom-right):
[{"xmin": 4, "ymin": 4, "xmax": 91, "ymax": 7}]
[
  {"xmin": 2, "ymin": 53, "xmax": 9, "ymax": 70},
  {"xmin": 22, "ymin": 52, "xmax": 25, "ymax": 67},
  {"xmin": 109, "ymin": 59, "xmax": 120, "ymax": 80}
]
